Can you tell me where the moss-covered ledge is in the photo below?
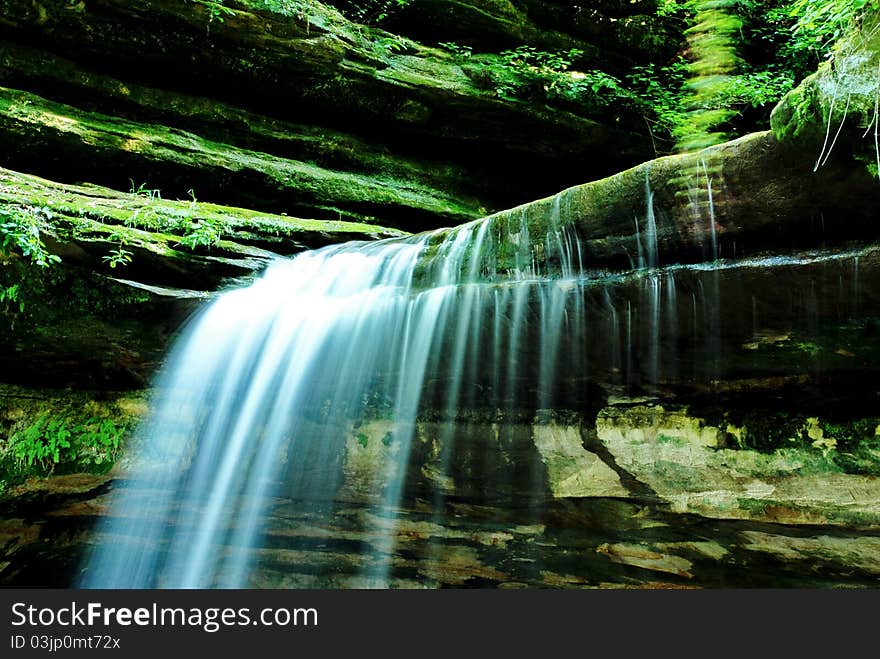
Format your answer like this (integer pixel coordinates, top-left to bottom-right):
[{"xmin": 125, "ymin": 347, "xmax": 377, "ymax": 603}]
[
  {"xmin": 0, "ymin": 0, "xmax": 649, "ymax": 200},
  {"xmin": 0, "ymin": 86, "xmax": 480, "ymax": 230},
  {"xmin": 0, "ymin": 42, "xmax": 496, "ymax": 220},
  {"xmin": 0, "ymin": 166, "xmax": 407, "ymax": 286},
  {"xmin": 0, "ymin": 166, "xmax": 407, "ymax": 388},
  {"xmin": 415, "ymin": 129, "xmax": 880, "ymax": 277}
]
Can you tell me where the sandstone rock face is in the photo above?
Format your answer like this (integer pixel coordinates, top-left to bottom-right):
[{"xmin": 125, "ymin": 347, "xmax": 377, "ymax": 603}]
[
  {"xmin": 5, "ymin": 401, "xmax": 880, "ymax": 588},
  {"xmin": 595, "ymin": 404, "xmax": 880, "ymax": 527}
]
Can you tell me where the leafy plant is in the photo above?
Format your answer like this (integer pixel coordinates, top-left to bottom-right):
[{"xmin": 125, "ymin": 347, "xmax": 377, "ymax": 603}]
[
  {"xmin": 376, "ymin": 35, "xmax": 410, "ymax": 54},
  {"xmin": 76, "ymin": 417, "xmax": 125, "ymax": 465},
  {"xmin": 0, "ymin": 205, "xmax": 62, "ymax": 268},
  {"xmin": 129, "ymin": 179, "xmax": 162, "ymax": 201},
  {"xmin": 627, "ymin": 60, "xmax": 689, "ymax": 138},
  {"xmin": 500, "ymin": 46, "xmax": 583, "ymax": 78},
  {"xmin": 102, "ymin": 246, "xmax": 134, "ymax": 269},
  {"xmin": 329, "ymin": 0, "xmax": 412, "ymax": 25},
  {"xmin": 10, "ymin": 414, "xmax": 73, "ymax": 468},
  {"xmin": 178, "ymin": 217, "xmax": 227, "ymax": 249},
  {"xmin": 8, "ymin": 413, "xmax": 126, "ymax": 469},
  {"xmin": 438, "ymin": 42, "xmax": 473, "ymax": 59},
  {"xmin": 789, "ymin": 0, "xmax": 880, "ymax": 47},
  {"xmin": 188, "ymin": 0, "xmax": 237, "ymax": 32},
  {"xmin": 560, "ymin": 70, "xmax": 624, "ymax": 104},
  {"xmin": 0, "ymin": 284, "xmax": 24, "ymax": 314}
]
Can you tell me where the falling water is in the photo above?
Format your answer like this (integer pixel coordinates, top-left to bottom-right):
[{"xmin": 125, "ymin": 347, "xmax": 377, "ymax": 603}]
[
  {"xmin": 81, "ymin": 195, "xmax": 591, "ymax": 588},
  {"xmin": 702, "ymin": 159, "xmax": 719, "ymax": 262},
  {"xmin": 79, "ymin": 177, "xmax": 872, "ymax": 588}
]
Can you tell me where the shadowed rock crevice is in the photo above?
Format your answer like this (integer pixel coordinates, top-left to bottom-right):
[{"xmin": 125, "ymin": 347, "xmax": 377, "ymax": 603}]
[{"xmin": 579, "ymin": 424, "xmax": 662, "ymax": 503}]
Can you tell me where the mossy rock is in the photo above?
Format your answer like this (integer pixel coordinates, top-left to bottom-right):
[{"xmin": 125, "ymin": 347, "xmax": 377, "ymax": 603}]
[
  {"xmin": 0, "ymin": 86, "xmax": 481, "ymax": 231},
  {"xmin": 0, "ymin": 165, "xmax": 407, "ymax": 388},
  {"xmin": 771, "ymin": 10, "xmax": 880, "ymax": 160}
]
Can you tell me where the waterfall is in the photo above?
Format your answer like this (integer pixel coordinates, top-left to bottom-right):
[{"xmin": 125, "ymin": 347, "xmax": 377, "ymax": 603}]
[
  {"xmin": 81, "ymin": 198, "xmax": 588, "ymax": 588},
  {"xmin": 79, "ymin": 184, "xmax": 873, "ymax": 588}
]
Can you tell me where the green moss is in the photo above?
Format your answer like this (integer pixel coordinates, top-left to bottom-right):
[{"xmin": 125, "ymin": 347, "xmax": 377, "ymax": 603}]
[
  {"xmin": 0, "ymin": 86, "xmax": 479, "ymax": 228},
  {"xmin": 821, "ymin": 418, "xmax": 879, "ymax": 452},
  {"xmin": 656, "ymin": 433, "xmax": 687, "ymax": 447},
  {"xmin": 818, "ymin": 418, "xmax": 880, "ymax": 474},
  {"xmin": 0, "ymin": 41, "xmax": 483, "ymax": 203},
  {"xmin": 770, "ymin": 65, "xmax": 832, "ymax": 143},
  {"xmin": 722, "ymin": 410, "xmax": 804, "ymax": 452},
  {"xmin": 771, "ymin": 10, "xmax": 880, "ymax": 147},
  {"xmin": 0, "ymin": 385, "xmax": 146, "ymax": 496},
  {"xmin": 0, "ymin": 165, "xmax": 407, "ymax": 271}
]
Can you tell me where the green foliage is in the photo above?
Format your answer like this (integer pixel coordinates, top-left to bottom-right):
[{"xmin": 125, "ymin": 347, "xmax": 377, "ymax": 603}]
[
  {"xmin": 189, "ymin": 0, "xmax": 237, "ymax": 25},
  {"xmin": 438, "ymin": 42, "xmax": 473, "ymax": 59},
  {"xmin": 618, "ymin": 0, "xmax": 869, "ymax": 153},
  {"xmin": 496, "ymin": 46, "xmax": 592, "ymax": 100},
  {"xmin": 627, "ymin": 60, "xmax": 689, "ymax": 139},
  {"xmin": 0, "ymin": 205, "xmax": 62, "ymax": 268},
  {"xmin": 75, "ymin": 417, "xmax": 126, "ymax": 466},
  {"xmin": 789, "ymin": 0, "xmax": 880, "ymax": 46},
  {"xmin": 124, "ymin": 182, "xmax": 226, "ymax": 250},
  {"xmin": 480, "ymin": 46, "xmax": 627, "ymax": 108},
  {"xmin": 500, "ymin": 46, "xmax": 582, "ymax": 76},
  {"xmin": 102, "ymin": 246, "xmax": 134, "ymax": 269},
  {"xmin": 177, "ymin": 217, "xmax": 227, "ymax": 249},
  {"xmin": 674, "ymin": 0, "xmax": 743, "ymax": 153},
  {"xmin": 375, "ymin": 34, "xmax": 411, "ymax": 54},
  {"xmin": 426, "ymin": 0, "xmax": 870, "ymax": 154},
  {"xmin": 8, "ymin": 413, "xmax": 125, "ymax": 469},
  {"xmin": 821, "ymin": 418, "xmax": 879, "ymax": 453},
  {"xmin": 0, "ymin": 284, "xmax": 23, "ymax": 313},
  {"xmin": 129, "ymin": 179, "xmax": 161, "ymax": 201},
  {"xmin": 656, "ymin": 0, "xmax": 698, "ymax": 18},
  {"xmin": 723, "ymin": 69, "xmax": 796, "ymax": 108},
  {"xmin": 556, "ymin": 70, "xmax": 624, "ymax": 107},
  {"xmin": 10, "ymin": 414, "xmax": 71, "ymax": 467},
  {"xmin": 329, "ymin": 0, "xmax": 412, "ymax": 25}
]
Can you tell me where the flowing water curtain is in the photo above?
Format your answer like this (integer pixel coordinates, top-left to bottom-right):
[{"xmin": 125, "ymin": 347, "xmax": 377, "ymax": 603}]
[{"xmin": 80, "ymin": 206, "xmax": 598, "ymax": 588}]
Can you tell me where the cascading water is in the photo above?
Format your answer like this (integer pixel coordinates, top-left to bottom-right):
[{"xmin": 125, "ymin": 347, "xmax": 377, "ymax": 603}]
[
  {"xmin": 81, "ymin": 191, "xmax": 592, "ymax": 588},
  {"xmin": 80, "ymin": 179, "xmax": 870, "ymax": 588}
]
